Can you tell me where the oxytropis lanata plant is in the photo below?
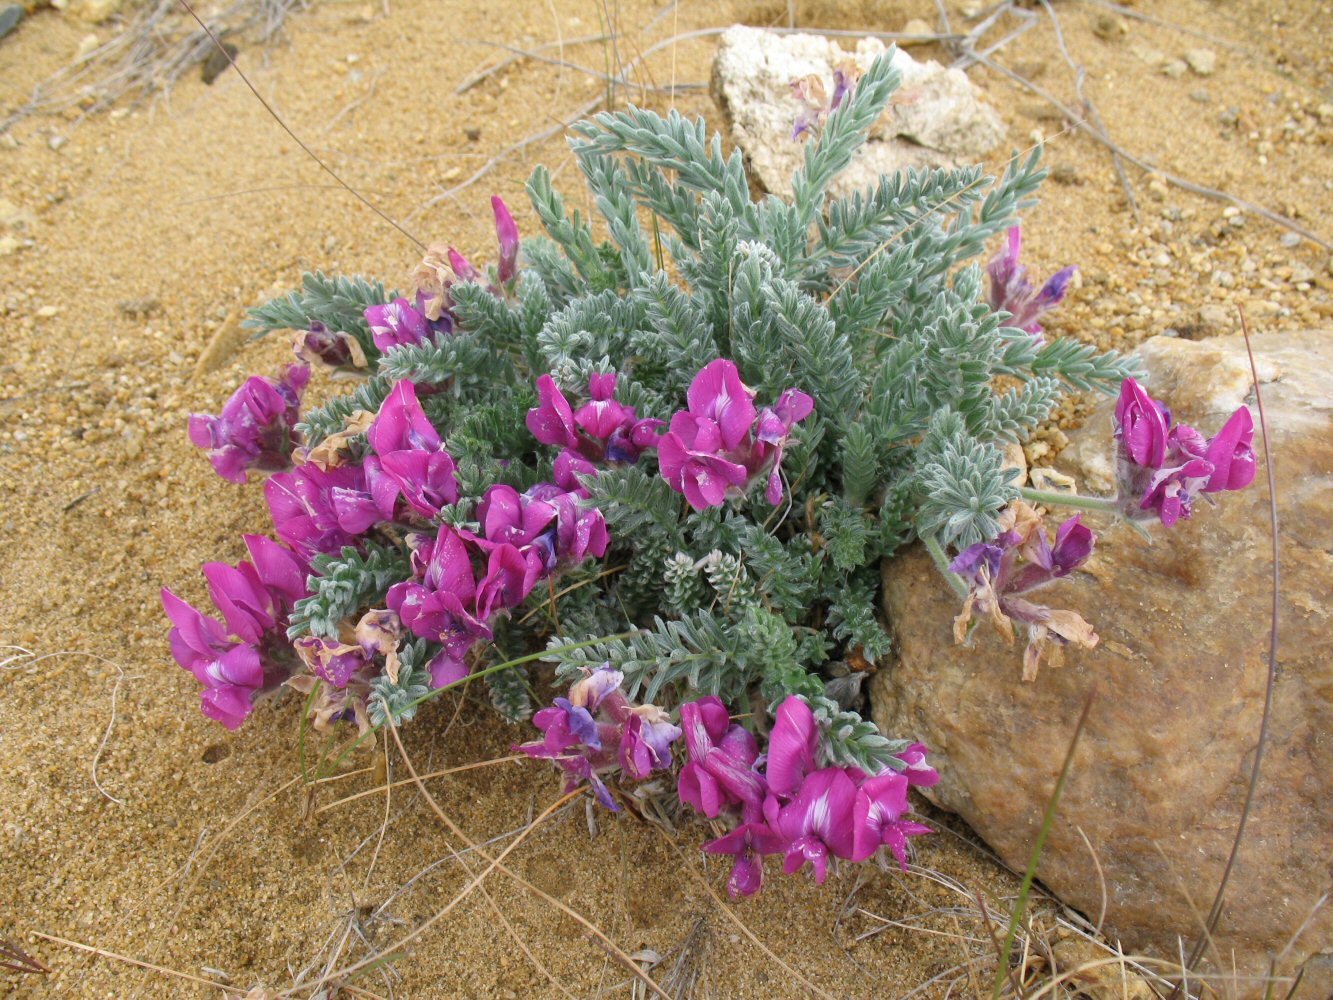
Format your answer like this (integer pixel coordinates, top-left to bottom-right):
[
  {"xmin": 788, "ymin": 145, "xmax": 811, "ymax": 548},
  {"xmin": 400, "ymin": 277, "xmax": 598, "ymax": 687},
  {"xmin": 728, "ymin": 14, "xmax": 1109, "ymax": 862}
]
[{"xmin": 164, "ymin": 48, "xmax": 1252, "ymax": 898}]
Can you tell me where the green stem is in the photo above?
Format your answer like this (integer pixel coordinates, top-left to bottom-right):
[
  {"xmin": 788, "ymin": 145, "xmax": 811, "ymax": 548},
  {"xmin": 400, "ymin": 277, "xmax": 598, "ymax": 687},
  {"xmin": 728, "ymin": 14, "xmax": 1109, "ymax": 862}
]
[
  {"xmin": 1017, "ymin": 486, "xmax": 1120, "ymax": 514},
  {"xmin": 922, "ymin": 533, "xmax": 968, "ymax": 599},
  {"xmin": 992, "ymin": 687, "xmax": 1097, "ymax": 999}
]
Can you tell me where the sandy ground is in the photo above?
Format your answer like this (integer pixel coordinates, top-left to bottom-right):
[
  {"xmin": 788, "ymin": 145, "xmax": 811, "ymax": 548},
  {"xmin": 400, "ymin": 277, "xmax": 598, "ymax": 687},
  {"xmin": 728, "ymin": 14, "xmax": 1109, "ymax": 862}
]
[{"xmin": 1, "ymin": 0, "xmax": 1330, "ymax": 996}]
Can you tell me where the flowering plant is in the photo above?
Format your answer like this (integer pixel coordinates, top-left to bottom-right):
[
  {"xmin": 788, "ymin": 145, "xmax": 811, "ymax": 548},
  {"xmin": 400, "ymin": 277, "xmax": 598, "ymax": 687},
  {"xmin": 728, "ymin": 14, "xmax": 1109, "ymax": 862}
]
[{"xmin": 162, "ymin": 50, "xmax": 1204, "ymax": 895}]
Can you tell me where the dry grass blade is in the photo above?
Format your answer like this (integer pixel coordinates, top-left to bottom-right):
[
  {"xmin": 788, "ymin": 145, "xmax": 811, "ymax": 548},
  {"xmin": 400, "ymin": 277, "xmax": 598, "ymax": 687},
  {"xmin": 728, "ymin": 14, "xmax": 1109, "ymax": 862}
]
[
  {"xmin": 1, "ymin": 938, "xmax": 50, "ymax": 975},
  {"xmin": 1, "ymin": 0, "xmax": 304, "ymax": 133},
  {"xmin": 32, "ymin": 933, "xmax": 230, "ymax": 991},
  {"xmin": 1173, "ymin": 307, "xmax": 1283, "ymax": 987},
  {"xmin": 304, "ymin": 720, "xmax": 671, "ymax": 999}
]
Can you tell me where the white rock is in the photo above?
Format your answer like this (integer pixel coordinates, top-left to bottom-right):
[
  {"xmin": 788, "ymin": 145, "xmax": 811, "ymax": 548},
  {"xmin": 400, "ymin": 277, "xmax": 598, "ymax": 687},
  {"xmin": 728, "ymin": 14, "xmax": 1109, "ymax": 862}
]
[
  {"xmin": 710, "ymin": 25, "xmax": 1006, "ymax": 199},
  {"xmin": 1184, "ymin": 47, "xmax": 1217, "ymax": 76}
]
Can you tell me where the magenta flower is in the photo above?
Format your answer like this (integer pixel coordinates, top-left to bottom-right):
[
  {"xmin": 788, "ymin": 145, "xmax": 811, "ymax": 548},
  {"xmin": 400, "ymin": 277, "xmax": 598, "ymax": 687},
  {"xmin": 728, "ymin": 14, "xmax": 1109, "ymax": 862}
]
[
  {"xmin": 851, "ymin": 771, "xmax": 933, "ymax": 869},
  {"xmin": 188, "ymin": 364, "xmax": 310, "ymax": 484},
  {"xmin": 765, "ymin": 767, "xmax": 860, "ymax": 883},
  {"xmin": 1112, "ymin": 378, "xmax": 1255, "ymax": 527},
  {"xmin": 656, "ymin": 415, "xmax": 750, "ymax": 509},
  {"xmin": 365, "ymin": 297, "xmax": 430, "ymax": 353},
  {"xmin": 368, "ymin": 380, "xmax": 459, "ymax": 519},
  {"xmin": 517, "ymin": 665, "xmax": 679, "ymax": 810},
  {"xmin": 492, "ymin": 196, "xmax": 520, "ymax": 285},
  {"xmin": 893, "ymin": 743, "xmax": 940, "ymax": 788},
  {"xmin": 658, "ymin": 360, "xmax": 812, "ymax": 510},
  {"xmin": 702, "ymin": 822, "xmax": 789, "ymax": 899},
  {"xmin": 478, "ymin": 484, "xmax": 557, "ymax": 550},
  {"xmin": 161, "ymin": 534, "xmax": 305, "ymax": 728},
  {"xmin": 526, "ymin": 372, "xmax": 661, "ymax": 481},
  {"xmin": 986, "ymin": 227, "xmax": 1075, "ymax": 341},
  {"xmin": 265, "ymin": 463, "xmax": 365, "ymax": 561},
  {"xmin": 677, "ymin": 696, "xmax": 766, "ymax": 822},
  {"xmin": 386, "ymin": 525, "xmax": 492, "ymax": 684},
  {"xmin": 764, "ymin": 695, "xmax": 819, "ymax": 798}
]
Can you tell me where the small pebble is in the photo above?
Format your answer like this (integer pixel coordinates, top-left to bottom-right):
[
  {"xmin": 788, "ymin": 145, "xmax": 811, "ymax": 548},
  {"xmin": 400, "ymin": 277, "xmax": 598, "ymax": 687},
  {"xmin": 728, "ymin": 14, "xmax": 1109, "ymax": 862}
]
[
  {"xmin": 1183, "ymin": 48, "xmax": 1217, "ymax": 76},
  {"xmin": 1162, "ymin": 60, "xmax": 1188, "ymax": 80},
  {"xmin": 1279, "ymin": 232, "xmax": 1301, "ymax": 248},
  {"xmin": 1093, "ymin": 13, "xmax": 1127, "ymax": 40},
  {"xmin": 1189, "ymin": 90, "xmax": 1212, "ymax": 104},
  {"xmin": 48, "ymin": 134, "xmax": 67, "ymax": 151},
  {"xmin": 900, "ymin": 18, "xmax": 932, "ymax": 45}
]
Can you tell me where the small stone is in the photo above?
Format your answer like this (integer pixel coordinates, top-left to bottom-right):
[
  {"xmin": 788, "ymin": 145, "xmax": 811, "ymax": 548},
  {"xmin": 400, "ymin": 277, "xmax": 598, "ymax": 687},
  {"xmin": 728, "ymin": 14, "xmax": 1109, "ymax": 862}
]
[
  {"xmin": 74, "ymin": 0, "xmax": 121, "ymax": 22},
  {"xmin": 900, "ymin": 18, "xmax": 932, "ymax": 45},
  {"xmin": 1162, "ymin": 59, "xmax": 1188, "ymax": 80},
  {"xmin": 36, "ymin": 305, "xmax": 59, "ymax": 318},
  {"xmin": 1198, "ymin": 304, "xmax": 1231, "ymax": 329},
  {"xmin": 1245, "ymin": 298, "xmax": 1281, "ymax": 319},
  {"xmin": 74, "ymin": 32, "xmax": 106, "ymax": 63},
  {"xmin": 1189, "ymin": 89, "xmax": 1211, "ymax": 103},
  {"xmin": 1147, "ymin": 178, "xmax": 1168, "ymax": 201},
  {"xmin": 47, "ymin": 134, "xmax": 67, "ymax": 151},
  {"xmin": 1279, "ymin": 232, "xmax": 1301, "ymax": 248},
  {"xmin": 1183, "ymin": 48, "xmax": 1216, "ymax": 76},
  {"xmin": 0, "ymin": 3, "xmax": 23, "ymax": 41},
  {"xmin": 1132, "ymin": 46, "xmax": 1167, "ymax": 68},
  {"xmin": 1315, "ymin": 104, "xmax": 1333, "ymax": 123},
  {"xmin": 117, "ymin": 297, "xmax": 160, "ymax": 318},
  {"xmin": 960, "ymin": 1, "xmax": 983, "ymax": 18},
  {"xmin": 0, "ymin": 235, "xmax": 18, "ymax": 256},
  {"xmin": 1092, "ymin": 13, "xmax": 1127, "ymax": 40},
  {"xmin": 201, "ymin": 43, "xmax": 238, "ymax": 85},
  {"xmin": 1050, "ymin": 163, "xmax": 1083, "ymax": 185}
]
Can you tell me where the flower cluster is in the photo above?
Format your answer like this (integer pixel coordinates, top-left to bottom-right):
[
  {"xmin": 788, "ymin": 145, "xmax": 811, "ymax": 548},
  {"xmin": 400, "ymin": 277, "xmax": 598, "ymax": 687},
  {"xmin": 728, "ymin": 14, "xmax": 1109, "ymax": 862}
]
[
  {"xmin": 1113, "ymin": 378, "xmax": 1256, "ymax": 527},
  {"xmin": 658, "ymin": 359, "xmax": 813, "ymax": 510},
  {"xmin": 516, "ymin": 665, "xmax": 681, "ymax": 809},
  {"xmin": 365, "ymin": 196, "xmax": 520, "ymax": 354},
  {"xmin": 161, "ymin": 535, "xmax": 306, "ymax": 728},
  {"xmin": 985, "ymin": 227, "xmax": 1075, "ymax": 342},
  {"xmin": 949, "ymin": 500, "xmax": 1098, "ymax": 681},
  {"xmin": 187, "ymin": 363, "xmax": 310, "ymax": 483},
  {"xmin": 526, "ymin": 371, "xmax": 663, "ymax": 490},
  {"xmin": 679, "ymin": 696, "xmax": 935, "ymax": 898},
  {"xmin": 790, "ymin": 61, "xmax": 860, "ymax": 140}
]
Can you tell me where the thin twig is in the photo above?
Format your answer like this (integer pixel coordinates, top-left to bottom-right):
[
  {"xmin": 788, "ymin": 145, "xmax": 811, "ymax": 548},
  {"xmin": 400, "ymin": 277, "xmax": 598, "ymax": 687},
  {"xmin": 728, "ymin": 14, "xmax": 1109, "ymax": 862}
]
[
  {"xmin": 1039, "ymin": 0, "xmax": 1140, "ymax": 222},
  {"xmin": 1175, "ymin": 307, "xmax": 1282, "ymax": 982},
  {"xmin": 966, "ymin": 49, "xmax": 1332, "ymax": 250}
]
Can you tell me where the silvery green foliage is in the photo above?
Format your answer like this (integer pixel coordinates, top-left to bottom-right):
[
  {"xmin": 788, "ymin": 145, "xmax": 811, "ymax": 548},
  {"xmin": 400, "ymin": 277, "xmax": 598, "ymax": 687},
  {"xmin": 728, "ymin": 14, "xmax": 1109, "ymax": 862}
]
[
  {"xmin": 261, "ymin": 49, "xmax": 1136, "ymax": 767},
  {"xmin": 367, "ymin": 639, "xmax": 433, "ymax": 728}
]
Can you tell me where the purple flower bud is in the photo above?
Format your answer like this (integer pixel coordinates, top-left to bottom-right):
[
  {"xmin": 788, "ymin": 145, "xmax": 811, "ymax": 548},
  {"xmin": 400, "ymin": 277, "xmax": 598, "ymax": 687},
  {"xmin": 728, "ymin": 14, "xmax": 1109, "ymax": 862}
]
[
  {"xmin": 188, "ymin": 364, "xmax": 310, "ymax": 484},
  {"xmin": 986, "ymin": 227, "xmax": 1075, "ymax": 339},
  {"xmin": 491, "ymin": 195, "xmax": 520, "ymax": 285},
  {"xmin": 448, "ymin": 247, "xmax": 482, "ymax": 284},
  {"xmin": 526, "ymin": 375, "xmax": 580, "ymax": 450},
  {"xmin": 893, "ymin": 742, "xmax": 940, "ymax": 788}
]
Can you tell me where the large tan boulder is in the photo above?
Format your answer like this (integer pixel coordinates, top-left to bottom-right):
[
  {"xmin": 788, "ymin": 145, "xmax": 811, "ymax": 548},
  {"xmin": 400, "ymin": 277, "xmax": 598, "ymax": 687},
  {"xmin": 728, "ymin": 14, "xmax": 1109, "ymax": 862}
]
[{"xmin": 873, "ymin": 331, "xmax": 1332, "ymax": 996}]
